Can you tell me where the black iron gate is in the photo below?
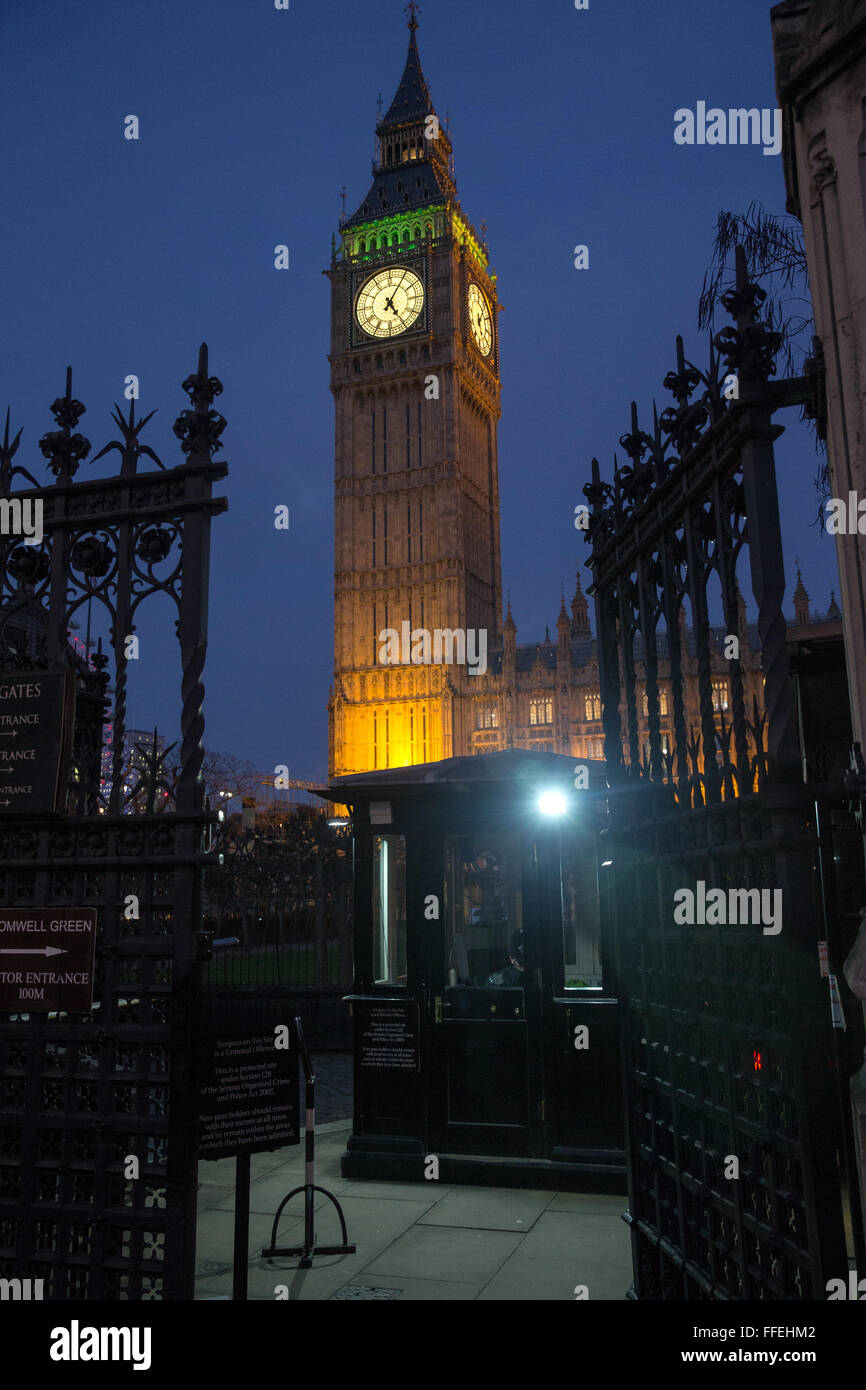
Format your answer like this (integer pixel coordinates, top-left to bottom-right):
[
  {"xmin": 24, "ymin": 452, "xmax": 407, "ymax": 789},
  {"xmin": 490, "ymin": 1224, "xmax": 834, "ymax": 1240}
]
[
  {"xmin": 603, "ymin": 786, "xmax": 853, "ymax": 1298},
  {"xmin": 0, "ymin": 347, "xmax": 227, "ymax": 1299},
  {"xmin": 585, "ymin": 250, "xmax": 863, "ymax": 1298}
]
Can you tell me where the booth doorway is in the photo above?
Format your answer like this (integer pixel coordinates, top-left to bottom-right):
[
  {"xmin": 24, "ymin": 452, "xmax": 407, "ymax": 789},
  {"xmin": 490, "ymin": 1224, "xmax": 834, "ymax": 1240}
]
[{"xmin": 425, "ymin": 825, "xmax": 617, "ymax": 1168}]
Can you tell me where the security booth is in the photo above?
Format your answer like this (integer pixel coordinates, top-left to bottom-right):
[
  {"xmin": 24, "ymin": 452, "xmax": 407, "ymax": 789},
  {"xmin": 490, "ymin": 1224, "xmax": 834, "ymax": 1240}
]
[{"xmin": 328, "ymin": 749, "xmax": 626, "ymax": 1192}]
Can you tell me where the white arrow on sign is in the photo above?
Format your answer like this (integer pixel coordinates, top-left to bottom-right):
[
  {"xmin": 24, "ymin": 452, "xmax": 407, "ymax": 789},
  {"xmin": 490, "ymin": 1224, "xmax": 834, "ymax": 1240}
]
[
  {"xmin": 0, "ymin": 946, "xmax": 67, "ymax": 957},
  {"xmin": 0, "ymin": 731, "xmax": 18, "ymax": 738},
  {"xmin": 0, "ymin": 800, "xmax": 9, "ymax": 807}
]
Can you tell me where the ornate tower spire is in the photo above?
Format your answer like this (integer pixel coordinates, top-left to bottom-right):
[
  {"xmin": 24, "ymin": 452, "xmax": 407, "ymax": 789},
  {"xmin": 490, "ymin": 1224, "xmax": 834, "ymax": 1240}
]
[
  {"xmin": 557, "ymin": 592, "xmax": 571, "ymax": 662},
  {"xmin": 793, "ymin": 567, "xmax": 810, "ymax": 626},
  {"xmin": 380, "ymin": 5, "xmax": 429, "ymax": 129},
  {"xmin": 343, "ymin": 8, "xmax": 456, "ymax": 229},
  {"xmin": 571, "ymin": 566, "xmax": 591, "ymax": 637}
]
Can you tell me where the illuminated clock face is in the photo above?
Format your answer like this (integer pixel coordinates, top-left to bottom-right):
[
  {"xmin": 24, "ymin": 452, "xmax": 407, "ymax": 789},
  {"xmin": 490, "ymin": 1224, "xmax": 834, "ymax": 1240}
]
[
  {"xmin": 355, "ymin": 267, "xmax": 424, "ymax": 338},
  {"xmin": 467, "ymin": 282, "xmax": 493, "ymax": 356}
]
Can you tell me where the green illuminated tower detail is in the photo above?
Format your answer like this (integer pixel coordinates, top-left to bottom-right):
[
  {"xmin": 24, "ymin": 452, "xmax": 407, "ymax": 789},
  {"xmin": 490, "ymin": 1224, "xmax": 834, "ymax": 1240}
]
[{"xmin": 327, "ymin": 10, "xmax": 503, "ymax": 778}]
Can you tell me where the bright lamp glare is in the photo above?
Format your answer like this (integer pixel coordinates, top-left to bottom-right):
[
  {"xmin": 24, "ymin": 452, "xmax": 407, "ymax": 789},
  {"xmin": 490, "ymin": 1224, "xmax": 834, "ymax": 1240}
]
[{"xmin": 538, "ymin": 789, "xmax": 567, "ymax": 816}]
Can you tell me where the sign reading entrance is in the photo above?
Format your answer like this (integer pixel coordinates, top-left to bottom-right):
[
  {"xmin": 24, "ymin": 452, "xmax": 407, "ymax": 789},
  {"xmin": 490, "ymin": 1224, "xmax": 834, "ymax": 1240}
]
[
  {"xmin": 197, "ymin": 1031, "xmax": 299, "ymax": 1161},
  {"xmin": 358, "ymin": 1001, "xmax": 420, "ymax": 1071},
  {"xmin": 0, "ymin": 672, "xmax": 72, "ymax": 815},
  {"xmin": 0, "ymin": 908, "xmax": 97, "ymax": 1012}
]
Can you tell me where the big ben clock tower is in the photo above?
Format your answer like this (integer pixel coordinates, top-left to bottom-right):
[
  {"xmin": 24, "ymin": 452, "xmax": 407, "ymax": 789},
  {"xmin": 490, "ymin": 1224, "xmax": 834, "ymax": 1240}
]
[{"xmin": 327, "ymin": 6, "xmax": 503, "ymax": 778}]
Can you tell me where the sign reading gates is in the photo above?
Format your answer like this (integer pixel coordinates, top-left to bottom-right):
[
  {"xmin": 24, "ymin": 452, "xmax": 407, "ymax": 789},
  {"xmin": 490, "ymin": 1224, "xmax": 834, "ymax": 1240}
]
[
  {"xmin": 197, "ymin": 1031, "xmax": 300, "ymax": 1161},
  {"xmin": 0, "ymin": 908, "xmax": 97, "ymax": 1013},
  {"xmin": 0, "ymin": 671, "xmax": 73, "ymax": 815},
  {"xmin": 358, "ymin": 1001, "xmax": 420, "ymax": 1071}
]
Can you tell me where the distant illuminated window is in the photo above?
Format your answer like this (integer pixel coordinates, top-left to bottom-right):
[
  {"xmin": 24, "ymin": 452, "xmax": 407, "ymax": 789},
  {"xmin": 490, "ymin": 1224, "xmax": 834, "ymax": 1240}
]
[
  {"xmin": 587, "ymin": 738, "xmax": 604, "ymax": 760},
  {"xmin": 530, "ymin": 697, "xmax": 553, "ymax": 726},
  {"xmin": 642, "ymin": 688, "xmax": 669, "ymax": 716},
  {"xmin": 475, "ymin": 702, "xmax": 499, "ymax": 730},
  {"xmin": 584, "ymin": 691, "xmax": 601, "ymax": 722},
  {"xmin": 712, "ymin": 679, "xmax": 729, "ymax": 712}
]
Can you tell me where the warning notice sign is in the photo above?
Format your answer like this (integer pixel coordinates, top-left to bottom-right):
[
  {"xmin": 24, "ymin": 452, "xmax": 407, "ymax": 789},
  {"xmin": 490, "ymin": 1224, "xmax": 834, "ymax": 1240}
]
[
  {"xmin": 197, "ymin": 1031, "xmax": 299, "ymax": 1161},
  {"xmin": 0, "ymin": 908, "xmax": 97, "ymax": 1012}
]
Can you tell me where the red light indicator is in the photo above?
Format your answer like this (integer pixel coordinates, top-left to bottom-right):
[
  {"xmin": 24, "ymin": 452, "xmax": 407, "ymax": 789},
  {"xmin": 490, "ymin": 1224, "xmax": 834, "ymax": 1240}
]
[{"xmin": 753, "ymin": 1050, "xmax": 762, "ymax": 1072}]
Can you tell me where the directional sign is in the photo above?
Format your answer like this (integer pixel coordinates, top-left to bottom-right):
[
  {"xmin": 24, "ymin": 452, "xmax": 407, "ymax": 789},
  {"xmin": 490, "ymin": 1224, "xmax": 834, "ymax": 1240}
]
[
  {"xmin": 0, "ymin": 671, "xmax": 73, "ymax": 815},
  {"xmin": 0, "ymin": 908, "xmax": 97, "ymax": 1013}
]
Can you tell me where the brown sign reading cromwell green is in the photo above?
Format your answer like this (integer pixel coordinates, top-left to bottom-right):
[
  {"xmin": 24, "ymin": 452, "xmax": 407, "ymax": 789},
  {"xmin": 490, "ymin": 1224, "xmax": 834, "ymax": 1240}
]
[{"xmin": 0, "ymin": 908, "xmax": 97, "ymax": 1012}]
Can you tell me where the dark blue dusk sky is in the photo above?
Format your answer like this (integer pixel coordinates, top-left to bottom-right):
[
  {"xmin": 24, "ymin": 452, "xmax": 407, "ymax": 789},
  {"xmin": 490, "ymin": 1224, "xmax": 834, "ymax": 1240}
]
[{"xmin": 1, "ymin": 0, "xmax": 834, "ymax": 784}]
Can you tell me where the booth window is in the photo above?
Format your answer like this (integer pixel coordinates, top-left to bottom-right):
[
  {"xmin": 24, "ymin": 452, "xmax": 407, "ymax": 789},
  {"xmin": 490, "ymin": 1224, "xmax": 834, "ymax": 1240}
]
[
  {"xmin": 560, "ymin": 838, "xmax": 602, "ymax": 989},
  {"xmin": 443, "ymin": 833, "xmax": 523, "ymax": 985},
  {"xmin": 372, "ymin": 834, "xmax": 407, "ymax": 986}
]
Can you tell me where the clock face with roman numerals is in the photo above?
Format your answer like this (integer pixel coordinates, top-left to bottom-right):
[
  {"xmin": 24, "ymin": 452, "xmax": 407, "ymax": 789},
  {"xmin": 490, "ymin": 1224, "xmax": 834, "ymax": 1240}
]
[
  {"xmin": 355, "ymin": 267, "xmax": 424, "ymax": 338},
  {"xmin": 467, "ymin": 282, "xmax": 493, "ymax": 356}
]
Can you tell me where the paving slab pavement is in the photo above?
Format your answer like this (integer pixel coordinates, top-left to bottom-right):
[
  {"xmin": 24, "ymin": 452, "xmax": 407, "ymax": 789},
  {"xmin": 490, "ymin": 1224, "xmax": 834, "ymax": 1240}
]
[{"xmin": 195, "ymin": 1121, "xmax": 632, "ymax": 1301}]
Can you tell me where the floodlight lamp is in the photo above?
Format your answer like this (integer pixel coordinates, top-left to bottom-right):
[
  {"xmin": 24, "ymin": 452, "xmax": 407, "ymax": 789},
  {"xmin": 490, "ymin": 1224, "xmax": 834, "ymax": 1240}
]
[{"xmin": 537, "ymin": 789, "xmax": 567, "ymax": 816}]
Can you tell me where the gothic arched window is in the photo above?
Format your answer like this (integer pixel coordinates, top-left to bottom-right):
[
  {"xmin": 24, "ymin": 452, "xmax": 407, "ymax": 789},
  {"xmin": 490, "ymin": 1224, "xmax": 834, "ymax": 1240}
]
[{"xmin": 530, "ymin": 696, "xmax": 553, "ymax": 726}]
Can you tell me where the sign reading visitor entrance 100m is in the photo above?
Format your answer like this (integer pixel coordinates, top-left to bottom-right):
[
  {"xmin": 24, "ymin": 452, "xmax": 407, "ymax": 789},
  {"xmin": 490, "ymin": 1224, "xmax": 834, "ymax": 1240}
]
[{"xmin": 0, "ymin": 908, "xmax": 97, "ymax": 1012}]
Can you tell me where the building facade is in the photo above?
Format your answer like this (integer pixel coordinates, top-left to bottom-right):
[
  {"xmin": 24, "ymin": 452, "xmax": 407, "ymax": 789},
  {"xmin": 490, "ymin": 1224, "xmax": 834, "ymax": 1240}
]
[
  {"xmin": 773, "ymin": 0, "xmax": 866, "ymax": 755},
  {"xmin": 772, "ymin": 0, "xmax": 866, "ymax": 1264}
]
